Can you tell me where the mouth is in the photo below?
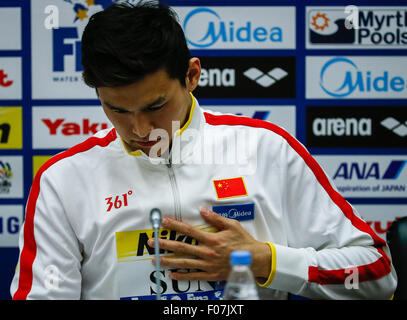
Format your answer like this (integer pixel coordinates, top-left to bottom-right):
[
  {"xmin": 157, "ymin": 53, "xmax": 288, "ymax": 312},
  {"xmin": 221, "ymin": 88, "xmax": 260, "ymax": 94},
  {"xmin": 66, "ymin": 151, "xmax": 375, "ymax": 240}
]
[{"xmin": 133, "ymin": 137, "xmax": 162, "ymax": 148}]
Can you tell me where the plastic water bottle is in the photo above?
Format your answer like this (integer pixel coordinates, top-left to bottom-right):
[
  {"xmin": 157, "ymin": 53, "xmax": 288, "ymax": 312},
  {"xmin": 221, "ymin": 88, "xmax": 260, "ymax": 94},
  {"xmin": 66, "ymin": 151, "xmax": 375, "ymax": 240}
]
[{"xmin": 223, "ymin": 250, "xmax": 260, "ymax": 300}]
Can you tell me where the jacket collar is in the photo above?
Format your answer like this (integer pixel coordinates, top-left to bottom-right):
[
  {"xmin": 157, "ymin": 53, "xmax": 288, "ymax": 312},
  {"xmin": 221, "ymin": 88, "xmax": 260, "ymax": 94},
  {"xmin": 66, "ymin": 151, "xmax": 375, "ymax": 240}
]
[{"xmin": 120, "ymin": 93, "xmax": 204, "ymax": 166}]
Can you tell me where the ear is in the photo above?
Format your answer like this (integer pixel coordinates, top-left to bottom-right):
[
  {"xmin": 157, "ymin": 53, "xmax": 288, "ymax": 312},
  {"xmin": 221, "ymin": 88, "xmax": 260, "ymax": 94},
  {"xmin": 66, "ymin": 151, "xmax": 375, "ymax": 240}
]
[{"xmin": 185, "ymin": 57, "xmax": 201, "ymax": 92}]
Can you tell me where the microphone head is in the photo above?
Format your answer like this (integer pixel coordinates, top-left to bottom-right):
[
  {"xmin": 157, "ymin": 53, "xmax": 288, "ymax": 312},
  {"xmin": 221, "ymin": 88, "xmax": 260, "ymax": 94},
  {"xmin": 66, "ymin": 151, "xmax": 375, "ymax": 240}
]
[{"xmin": 150, "ymin": 208, "xmax": 162, "ymax": 228}]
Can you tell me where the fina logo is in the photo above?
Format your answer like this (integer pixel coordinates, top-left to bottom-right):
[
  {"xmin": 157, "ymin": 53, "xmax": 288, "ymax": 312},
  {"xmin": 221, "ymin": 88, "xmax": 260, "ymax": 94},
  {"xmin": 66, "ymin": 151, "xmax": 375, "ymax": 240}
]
[
  {"xmin": 183, "ymin": 8, "xmax": 282, "ymax": 48},
  {"xmin": 319, "ymin": 57, "xmax": 407, "ymax": 98}
]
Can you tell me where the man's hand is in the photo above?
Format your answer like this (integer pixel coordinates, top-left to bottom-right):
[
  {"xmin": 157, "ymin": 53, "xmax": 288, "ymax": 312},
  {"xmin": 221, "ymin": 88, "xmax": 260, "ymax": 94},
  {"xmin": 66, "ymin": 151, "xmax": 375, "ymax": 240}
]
[{"xmin": 148, "ymin": 207, "xmax": 271, "ymax": 282}]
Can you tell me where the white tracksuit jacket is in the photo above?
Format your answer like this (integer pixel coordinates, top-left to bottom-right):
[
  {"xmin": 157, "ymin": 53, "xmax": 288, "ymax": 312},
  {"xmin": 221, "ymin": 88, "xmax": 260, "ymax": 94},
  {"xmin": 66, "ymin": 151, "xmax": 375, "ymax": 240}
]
[{"xmin": 11, "ymin": 96, "xmax": 397, "ymax": 300}]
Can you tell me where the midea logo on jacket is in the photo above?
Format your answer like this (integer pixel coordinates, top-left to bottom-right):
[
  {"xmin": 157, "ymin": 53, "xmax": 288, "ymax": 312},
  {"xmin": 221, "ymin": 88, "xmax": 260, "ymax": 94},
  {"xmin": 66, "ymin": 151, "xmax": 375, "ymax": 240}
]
[
  {"xmin": 183, "ymin": 7, "xmax": 283, "ymax": 48},
  {"xmin": 319, "ymin": 57, "xmax": 407, "ymax": 97}
]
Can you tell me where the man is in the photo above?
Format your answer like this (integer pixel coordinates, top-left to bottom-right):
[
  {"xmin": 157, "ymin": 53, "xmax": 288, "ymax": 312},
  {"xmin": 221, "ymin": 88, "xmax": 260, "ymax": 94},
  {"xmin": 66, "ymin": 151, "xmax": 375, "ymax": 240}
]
[{"xmin": 11, "ymin": 1, "xmax": 396, "ymax": 300}]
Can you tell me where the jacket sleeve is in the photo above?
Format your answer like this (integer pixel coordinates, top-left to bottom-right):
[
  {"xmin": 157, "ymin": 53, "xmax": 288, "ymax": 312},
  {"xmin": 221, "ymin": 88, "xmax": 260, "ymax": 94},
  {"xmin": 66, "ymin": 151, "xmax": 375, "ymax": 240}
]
[
  {"xmin": 10, "ymin": 165, "xmax": 83, "ymax": 300},
  {"xmin": 262, "ymin": 134, "xmax": 397, "ymax": 299}
]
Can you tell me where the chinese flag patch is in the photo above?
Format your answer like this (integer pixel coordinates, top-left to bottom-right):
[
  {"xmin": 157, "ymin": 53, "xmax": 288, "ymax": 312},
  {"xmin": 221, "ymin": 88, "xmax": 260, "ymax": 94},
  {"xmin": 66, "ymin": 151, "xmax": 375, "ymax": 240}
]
[{"xmin": 213, "ymin": 177, "xmax": 248, "ymax": 199}]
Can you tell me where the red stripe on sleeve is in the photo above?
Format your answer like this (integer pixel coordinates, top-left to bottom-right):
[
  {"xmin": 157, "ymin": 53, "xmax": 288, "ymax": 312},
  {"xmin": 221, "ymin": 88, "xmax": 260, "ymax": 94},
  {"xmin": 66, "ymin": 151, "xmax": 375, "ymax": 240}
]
[
  {"xmin": 308, "ymin": 248, "xmax": 392, "ymax": 285},
  {"xmin": 13, "ymin": 129, "xmax": 117, "ymax": 300},
  {"xmin": 203, "ymin": 112, "xmax": 391, "ymax": 284}
]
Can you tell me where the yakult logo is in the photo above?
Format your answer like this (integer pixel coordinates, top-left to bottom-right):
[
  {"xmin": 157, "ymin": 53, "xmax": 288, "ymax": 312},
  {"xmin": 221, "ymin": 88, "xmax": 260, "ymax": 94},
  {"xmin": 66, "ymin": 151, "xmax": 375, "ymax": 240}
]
[{"xmin": 32, "ymin": 106, "xmax": 112, "ymax": 149}]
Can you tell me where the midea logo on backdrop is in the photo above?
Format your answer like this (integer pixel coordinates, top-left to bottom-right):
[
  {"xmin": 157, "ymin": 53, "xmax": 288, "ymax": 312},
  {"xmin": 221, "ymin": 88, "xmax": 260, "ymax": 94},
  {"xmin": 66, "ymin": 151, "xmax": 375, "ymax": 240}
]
[
  {"xmin": 183, "ymin": 8, "xmax": 282, "ymax": 48},
  {"xmin": 319, "ymin": 57, "xmax": 407, "ymax": 97}
]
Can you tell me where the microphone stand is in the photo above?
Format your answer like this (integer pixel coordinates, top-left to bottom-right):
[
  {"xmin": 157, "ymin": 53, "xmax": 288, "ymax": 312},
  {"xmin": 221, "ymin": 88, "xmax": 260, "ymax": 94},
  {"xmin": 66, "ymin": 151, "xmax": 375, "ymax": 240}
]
[{"xmin": 150, "ymin": 208, "xmax": 162, "ymax": 300}]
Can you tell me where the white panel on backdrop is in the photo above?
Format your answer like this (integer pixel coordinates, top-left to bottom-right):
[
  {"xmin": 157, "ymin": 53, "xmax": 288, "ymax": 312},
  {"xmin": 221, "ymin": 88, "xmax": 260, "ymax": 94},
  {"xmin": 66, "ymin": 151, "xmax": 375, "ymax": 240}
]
[
  {"xmin": 0, "ymin": 205, "xmax": 23, "ymax": 248},
  {"xmin": 32, "ymin": 106, "xmax": 112, "ymax": 149},
  {"xmin": 306, "ymin": 6, "xmax": 407, "ymax": 49},
  {"xmin": 0, "ymin": 57, "xmax": 22, "ymax": 100},
  {"xmin": 202, "ymin": 105, "xmax": 296, "ymax": 136},
  {"xmin": 354, "ymin": 205, "xmax": 407, "ymax": 241},
  {"xmin": 31, "ymin": 0, "xmax": 110, "ymax": 99},
  {"xmin": 0, "ymin": 156, "xmax": 23, "ymax": 199},
  {"xmin": 315, "ymin": 155, "xmax": 407, "ymax": 198},
  {"xmin": 174, "ymin": 6, "xmax": 296, "ymax": 49},
  {"xmin": 0, "ymin": 8, "xmax": 22, "ymax": 50},
  {"xmin": 306, "ymin": 56, "xmax": 407, "ymax": 99}
]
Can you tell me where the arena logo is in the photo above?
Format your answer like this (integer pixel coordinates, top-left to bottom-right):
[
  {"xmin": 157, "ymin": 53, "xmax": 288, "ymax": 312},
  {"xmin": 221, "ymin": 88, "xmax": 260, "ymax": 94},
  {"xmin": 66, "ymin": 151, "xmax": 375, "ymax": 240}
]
[
  {"xmin": 199, "ymin": 68, "xmax": 235, "ymax": 87},
  {"xmin": 312, "ymin": 117, "xmax": 371, "ymax": 136},
  {"xmin": 318, "ymin": 57, "xmax": 407, "ymax": 98},
  {"xmin": 306, "ymin": 106, "xmax": 407, "ymax": 148},
  {"xmin": 381, "ymin": 117, "xmax": 407, "ymax": 137},
  {"xmin": 307, "ymin": 7, "xmax": 407, "ymax": 48},
  {"xmin": 198, "ymin": 67, "xmax": 288, "ymax": 88},
  {"xmin": 176, "ymin": 6, "xmax": 295, "ymax": 49},
  {"xmin": 195, "ymin": 56, "xmax": 295, "ymax": 98}
]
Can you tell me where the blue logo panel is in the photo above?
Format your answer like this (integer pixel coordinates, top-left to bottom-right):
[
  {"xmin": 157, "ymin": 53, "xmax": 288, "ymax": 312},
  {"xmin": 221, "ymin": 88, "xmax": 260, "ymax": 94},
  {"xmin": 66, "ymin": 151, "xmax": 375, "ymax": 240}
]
[{"xmin": 212, "ymin": 203, "xmax": 255, "ymax": 221}]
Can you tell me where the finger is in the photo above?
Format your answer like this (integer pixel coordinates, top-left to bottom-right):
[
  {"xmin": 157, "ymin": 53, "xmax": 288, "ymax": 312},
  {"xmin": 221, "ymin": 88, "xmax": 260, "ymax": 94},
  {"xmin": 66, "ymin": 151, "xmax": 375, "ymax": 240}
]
[
  {"xmin": 148, "ymin": 238, "xmax": 220, "ymax": 260},
  {"xmin": 161, "ymin": 216, "xmax": 212, "ymax": 243},
  {"xmin": 158, "ymin": 256, "xmax": 208, "ymax": 270},
  {"xmin": 200, "ymin": 207, "xmax": 238, "ymax": 231}
]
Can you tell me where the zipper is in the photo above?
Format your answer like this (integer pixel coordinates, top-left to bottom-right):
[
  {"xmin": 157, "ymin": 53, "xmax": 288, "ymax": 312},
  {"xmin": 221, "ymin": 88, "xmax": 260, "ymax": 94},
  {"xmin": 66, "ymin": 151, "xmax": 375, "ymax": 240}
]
[{"xmin": 166, "ymin": 157, "xmax": 182, "ymax": 221}]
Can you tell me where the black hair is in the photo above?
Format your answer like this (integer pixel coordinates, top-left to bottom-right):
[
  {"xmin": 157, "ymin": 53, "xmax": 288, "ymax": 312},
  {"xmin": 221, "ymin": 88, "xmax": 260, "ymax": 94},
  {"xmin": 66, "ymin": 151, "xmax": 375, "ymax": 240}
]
[{"xmin": 81, "ymin": 1, "xmax": 191, "ymax": 88}]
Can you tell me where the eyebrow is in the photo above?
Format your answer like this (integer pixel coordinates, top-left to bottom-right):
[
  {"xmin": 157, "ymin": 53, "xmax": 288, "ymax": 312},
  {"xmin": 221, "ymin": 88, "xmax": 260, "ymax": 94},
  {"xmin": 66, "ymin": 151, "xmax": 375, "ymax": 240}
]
[{"xmin": 103, "ymin": 96, "xmax": 167, "ymax": 112}]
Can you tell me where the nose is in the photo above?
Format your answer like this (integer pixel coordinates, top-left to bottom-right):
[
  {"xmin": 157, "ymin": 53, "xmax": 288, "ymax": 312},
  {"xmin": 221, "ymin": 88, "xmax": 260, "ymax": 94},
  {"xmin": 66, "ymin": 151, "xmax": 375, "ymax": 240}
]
[{"xmin": 130, "ymin": 113, "xmax": 154, "ymax": 139}]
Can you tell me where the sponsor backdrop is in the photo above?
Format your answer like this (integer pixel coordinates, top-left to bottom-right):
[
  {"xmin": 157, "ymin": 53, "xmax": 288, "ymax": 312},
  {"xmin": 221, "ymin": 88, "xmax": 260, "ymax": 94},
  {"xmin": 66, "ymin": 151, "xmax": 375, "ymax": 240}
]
[{"xmin": 0, "ymin": 0, "xmax": 406, "ymax": 300}]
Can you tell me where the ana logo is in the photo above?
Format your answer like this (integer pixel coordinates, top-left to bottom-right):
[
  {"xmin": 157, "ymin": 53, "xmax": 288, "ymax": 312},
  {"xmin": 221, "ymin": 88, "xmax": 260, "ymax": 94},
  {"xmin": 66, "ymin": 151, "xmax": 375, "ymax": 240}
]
[
  {"xmin": 183, "ymin": 7, "xmax": 282, "ymax": 48},
  {"xmin": 333, "ymin": 160, "xmax": 406, "ymax": 180},
  {"xmin": 243, "ymin": 67, "xmax": 288, "ymax": 88},
  {"xmin": 0, "ymin": 69, "xmax": 13, "ymax": 87},
  {"xmin": 0, "ymin": 161, "xmax": 12, "ymax": 195},
  {"xmin": 381, "ymin": 117, "xmax": 407, "ymax": 137},
  {"xmin": 319, "ymin": 57, "xmax": 406, "ymax": 98}
]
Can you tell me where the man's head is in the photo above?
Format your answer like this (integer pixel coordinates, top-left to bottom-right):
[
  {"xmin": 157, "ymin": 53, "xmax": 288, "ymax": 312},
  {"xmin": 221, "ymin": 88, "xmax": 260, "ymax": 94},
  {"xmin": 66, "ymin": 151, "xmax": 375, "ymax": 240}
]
[
  {"xmin": 82, "ymin": 1, "xmax": 191, "ymax": 88},
  {"xmin": 81, "ymin": 1, "xmax": 200, "ymax": 155}
]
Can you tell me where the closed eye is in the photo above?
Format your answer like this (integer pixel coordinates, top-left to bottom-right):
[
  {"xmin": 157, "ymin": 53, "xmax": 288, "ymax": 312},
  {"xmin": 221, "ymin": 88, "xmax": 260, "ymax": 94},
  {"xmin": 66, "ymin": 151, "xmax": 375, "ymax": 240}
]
[
  {"xmin": 144, "ymin": 104, "xmax": 165, "ymax": 112},
  {"xmin": 111, "ymin": 107, "xmax": 129, "ymax": 114}
]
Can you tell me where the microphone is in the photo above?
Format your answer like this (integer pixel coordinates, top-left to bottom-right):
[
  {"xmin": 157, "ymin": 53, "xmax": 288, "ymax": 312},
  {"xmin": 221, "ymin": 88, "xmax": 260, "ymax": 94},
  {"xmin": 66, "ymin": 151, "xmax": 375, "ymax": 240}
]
[
  {"xmin": 150, "ymin": 208, "xmax": 162, "ymax": 229},
  {"xmin": 150, "ymin": 208, "xmax": 162, "ymax": 300}
]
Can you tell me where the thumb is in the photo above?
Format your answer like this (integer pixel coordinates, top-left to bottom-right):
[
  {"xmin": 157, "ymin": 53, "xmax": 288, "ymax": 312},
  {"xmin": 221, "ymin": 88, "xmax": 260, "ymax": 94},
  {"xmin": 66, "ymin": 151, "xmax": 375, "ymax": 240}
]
[{"xmin": 200, "ymin": 206, "xmax": 233, "ymax": 231}]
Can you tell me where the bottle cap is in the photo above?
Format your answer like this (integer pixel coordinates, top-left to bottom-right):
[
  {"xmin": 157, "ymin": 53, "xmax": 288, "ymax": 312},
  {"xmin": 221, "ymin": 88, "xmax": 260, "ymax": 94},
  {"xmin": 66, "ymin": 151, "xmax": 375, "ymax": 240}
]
[{"xmin": 230, "ymin": 250, "xmax": 251, "ymax": 265}]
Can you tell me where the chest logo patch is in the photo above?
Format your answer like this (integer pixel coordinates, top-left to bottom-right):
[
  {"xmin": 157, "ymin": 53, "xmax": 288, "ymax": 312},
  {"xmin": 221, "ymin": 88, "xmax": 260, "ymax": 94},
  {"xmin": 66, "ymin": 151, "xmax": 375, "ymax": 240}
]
[{"xmin": 212, "ymin": 203, "xmax": 255, "ymax": 221}]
